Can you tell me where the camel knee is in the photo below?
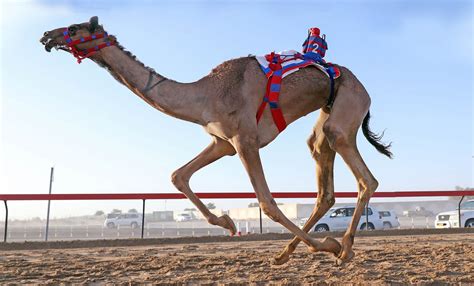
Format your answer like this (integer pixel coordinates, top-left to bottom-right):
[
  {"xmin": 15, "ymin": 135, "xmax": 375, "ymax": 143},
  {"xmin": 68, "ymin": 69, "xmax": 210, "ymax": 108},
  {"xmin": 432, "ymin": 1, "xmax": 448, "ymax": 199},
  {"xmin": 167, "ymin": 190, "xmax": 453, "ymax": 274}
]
[
  {"xmin": 171, "ymin": 169, "xmax": 189, "ymax": 191},
  {"xmin": 307, "ymin": 130, "xmax": 327, "ymax": 160},
  {"xmin": 368, "ymin": 178, "xmax": 379, "ymax": 192},
  {"xmin": 322, "ymin": 123, "xmax": 350, "ymax": 151},
  {"xmin": 259, "ymin": 200, "xmax": 281, "ymax": 222},
  {"xmin": 359, "ymin": 178, "xmax": 379, "ymax": 200},
  {"xmin": 307, "ymin": 140, "xmax": 321, "ymax": 161},
  {"xmin": 319, "ymin": 193, "xmax": 335, "ymax": 209}
]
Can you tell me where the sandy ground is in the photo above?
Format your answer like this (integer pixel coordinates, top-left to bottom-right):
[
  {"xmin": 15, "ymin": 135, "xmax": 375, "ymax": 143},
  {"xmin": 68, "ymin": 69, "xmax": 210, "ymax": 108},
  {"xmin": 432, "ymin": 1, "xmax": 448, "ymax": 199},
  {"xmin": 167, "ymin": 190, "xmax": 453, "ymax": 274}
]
[{"xmin": 1, "ymin": 232, "xmax": 473, "ymax": 285}]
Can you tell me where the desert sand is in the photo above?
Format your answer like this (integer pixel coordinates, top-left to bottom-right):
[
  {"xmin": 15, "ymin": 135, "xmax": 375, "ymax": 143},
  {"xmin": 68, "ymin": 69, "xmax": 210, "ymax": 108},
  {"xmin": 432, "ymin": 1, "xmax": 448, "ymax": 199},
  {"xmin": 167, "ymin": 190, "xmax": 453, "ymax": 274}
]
[{"xmin": 1, "ymin": 232, "xmax": 473, "ymax": 284}]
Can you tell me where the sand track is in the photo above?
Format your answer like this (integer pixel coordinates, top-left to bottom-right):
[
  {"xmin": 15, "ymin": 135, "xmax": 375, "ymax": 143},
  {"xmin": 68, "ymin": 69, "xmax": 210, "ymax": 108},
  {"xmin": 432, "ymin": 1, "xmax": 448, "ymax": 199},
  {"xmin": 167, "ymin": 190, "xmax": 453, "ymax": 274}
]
[{"xmin": 1, "ymin": 230, "xmax": 473, "ymax": 284}]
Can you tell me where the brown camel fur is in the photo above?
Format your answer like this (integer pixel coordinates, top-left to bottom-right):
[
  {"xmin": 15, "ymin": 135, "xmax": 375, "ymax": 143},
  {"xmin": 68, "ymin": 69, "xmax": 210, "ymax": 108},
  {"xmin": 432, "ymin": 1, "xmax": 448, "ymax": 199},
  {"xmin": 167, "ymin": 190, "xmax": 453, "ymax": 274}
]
[{"xmin": 40, "ymin": 17, "xmax": 392, "ymax": 265}]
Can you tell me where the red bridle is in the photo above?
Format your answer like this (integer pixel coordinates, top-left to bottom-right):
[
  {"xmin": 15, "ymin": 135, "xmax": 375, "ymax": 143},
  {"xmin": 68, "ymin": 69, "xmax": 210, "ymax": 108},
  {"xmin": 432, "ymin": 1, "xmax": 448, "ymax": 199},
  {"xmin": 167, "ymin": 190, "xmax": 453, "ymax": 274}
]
[{"xmin": 63, "ymin": 28, "xmax": 114, "ymax": 63}]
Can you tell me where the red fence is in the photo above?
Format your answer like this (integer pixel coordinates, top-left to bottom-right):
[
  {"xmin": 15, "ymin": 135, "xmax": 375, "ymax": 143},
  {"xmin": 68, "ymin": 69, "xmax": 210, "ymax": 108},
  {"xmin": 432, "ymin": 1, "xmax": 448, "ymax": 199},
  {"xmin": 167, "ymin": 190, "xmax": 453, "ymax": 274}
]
[
  {"xmin": 1, "ymin": 190, "xmax": 473, "ymax": 201},
  {"xmin": 2, "ymin": 190, "xmax": 473, "ymax": 243}
]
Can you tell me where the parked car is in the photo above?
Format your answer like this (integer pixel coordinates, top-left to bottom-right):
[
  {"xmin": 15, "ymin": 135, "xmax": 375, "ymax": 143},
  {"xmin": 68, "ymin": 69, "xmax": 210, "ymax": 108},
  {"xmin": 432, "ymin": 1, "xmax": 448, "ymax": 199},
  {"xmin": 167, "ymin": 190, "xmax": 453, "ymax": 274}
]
[
  {"xmin": 176, "ymin": 213, "xmax": 193, "ymax": 222},
  {"xmin": 300, "ymin": 206, "xmax": 384, "ymax": 232},
  {"xmin": 402, "ymin": 206, "xmax": 434, "ymax": 217},
  {"xmin": 435, "ymin": 199, "xmax": 474, "ymax": 228},
  {"xmin": 104, "ymin": 213, "xmax": 142, "ymax": 229},
  {"xmin": 378, "ymin": 210, "xmax": 400, "ymax": 229}
]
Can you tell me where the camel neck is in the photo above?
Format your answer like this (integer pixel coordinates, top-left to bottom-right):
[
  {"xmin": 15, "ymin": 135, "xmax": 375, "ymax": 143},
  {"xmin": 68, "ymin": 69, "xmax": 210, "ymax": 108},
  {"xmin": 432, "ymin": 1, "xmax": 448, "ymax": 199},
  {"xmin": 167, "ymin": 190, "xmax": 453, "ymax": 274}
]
[{"xmin": 91, "ymin": 45, "xmax": 206, "ymax": 125}]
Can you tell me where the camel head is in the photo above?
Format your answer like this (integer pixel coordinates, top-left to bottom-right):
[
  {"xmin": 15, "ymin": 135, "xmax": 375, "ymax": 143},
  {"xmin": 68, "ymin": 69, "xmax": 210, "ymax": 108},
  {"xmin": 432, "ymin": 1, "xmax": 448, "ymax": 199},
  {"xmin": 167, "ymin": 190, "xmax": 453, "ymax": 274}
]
[{"xmin": 40, "ymin": 16, "xmax": 113, "ymax": 62}]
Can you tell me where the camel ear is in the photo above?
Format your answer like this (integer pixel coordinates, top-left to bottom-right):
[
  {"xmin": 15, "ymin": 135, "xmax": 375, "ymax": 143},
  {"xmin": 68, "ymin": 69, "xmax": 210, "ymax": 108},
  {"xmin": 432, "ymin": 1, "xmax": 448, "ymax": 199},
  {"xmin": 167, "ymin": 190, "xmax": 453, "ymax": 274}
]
[{"xmin": 89, "ymin": 16, "xmax": 99, "ymax": 32}]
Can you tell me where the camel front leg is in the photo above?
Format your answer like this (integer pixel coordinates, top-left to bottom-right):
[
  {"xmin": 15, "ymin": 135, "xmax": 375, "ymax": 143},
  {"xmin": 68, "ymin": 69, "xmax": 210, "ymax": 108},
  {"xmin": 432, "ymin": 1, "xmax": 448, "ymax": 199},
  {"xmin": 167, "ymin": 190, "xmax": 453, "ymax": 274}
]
[
  {"xmin": 171, "ymin": 136, "xmax": 237, "ymax": 235},
  {"xmin": 231, "ymin": 135, "xmax": 341, "ymax": 256},
  {"xmin": 274, "ymin": 111, "xmax": 339, "ymax": 265}
]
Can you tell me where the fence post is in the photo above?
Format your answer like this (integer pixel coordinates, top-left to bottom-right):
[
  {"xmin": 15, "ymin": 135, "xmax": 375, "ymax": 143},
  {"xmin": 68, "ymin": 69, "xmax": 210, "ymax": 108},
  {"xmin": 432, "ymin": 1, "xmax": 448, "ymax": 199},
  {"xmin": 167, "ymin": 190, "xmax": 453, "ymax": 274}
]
[
  {"xmin": 259, "ymin": 207, "xmax": 263, "ymax": 234},
  {"xmin": 3, "ymin": 200, "xmax": 8, "ymax": 243},
  {"xmin": 458, "ymin": 196, "xmax": 465, "ymax": 228},
  {"xmin": 141, "ymin": 199, "xmax": 146, "ymax": 239},
  {"xmin": 45, "ymin": 167, "xmax": 54, "ymax": 242},
  {"xmin": 365, "ymin": 203, "xmax": 369, "ymax": 230}
]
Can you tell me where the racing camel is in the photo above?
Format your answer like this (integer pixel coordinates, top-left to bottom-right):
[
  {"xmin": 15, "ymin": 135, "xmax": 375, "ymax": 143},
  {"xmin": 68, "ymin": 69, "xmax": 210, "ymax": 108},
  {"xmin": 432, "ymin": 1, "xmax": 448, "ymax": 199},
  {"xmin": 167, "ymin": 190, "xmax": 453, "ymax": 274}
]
[{"xmin": 40, "ymin": 17, "xmax": 392, "ymax": 265}]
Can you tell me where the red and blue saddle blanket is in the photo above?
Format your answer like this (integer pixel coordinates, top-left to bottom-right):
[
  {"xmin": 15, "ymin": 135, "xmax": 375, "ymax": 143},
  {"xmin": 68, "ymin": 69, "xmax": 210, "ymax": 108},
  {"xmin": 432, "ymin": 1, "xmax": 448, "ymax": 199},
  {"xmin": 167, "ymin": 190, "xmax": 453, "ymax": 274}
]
[{"xmin": 255, "ymin": 27, "xmax": 341, "ymax": 132}]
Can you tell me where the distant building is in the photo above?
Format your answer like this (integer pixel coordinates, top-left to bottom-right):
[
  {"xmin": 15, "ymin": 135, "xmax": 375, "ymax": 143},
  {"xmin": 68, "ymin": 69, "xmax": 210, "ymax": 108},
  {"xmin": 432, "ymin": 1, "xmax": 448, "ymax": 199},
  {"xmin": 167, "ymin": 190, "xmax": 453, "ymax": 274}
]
[
  {"xmin": 174, "ymin": 204, "xmax": 314, "ymax": 220},
  {"xmin": 152, "ymin": 211, "xmax": 174, "ymax": 221},
  {"xmin": 229, "ymin": 204, "xmax": 314, "ymax": 220}
]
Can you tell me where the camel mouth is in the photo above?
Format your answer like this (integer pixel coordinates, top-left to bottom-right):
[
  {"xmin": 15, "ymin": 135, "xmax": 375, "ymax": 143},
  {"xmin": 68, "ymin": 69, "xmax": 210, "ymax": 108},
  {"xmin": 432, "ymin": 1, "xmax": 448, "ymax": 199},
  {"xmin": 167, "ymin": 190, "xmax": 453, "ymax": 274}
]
[
  {"xmin": 40, "ymin": 36, "xmax": 55, "ymax": 53},
  {"xmin": 40, "ymin": 35, "xmax": 69, "ymax": 53}
]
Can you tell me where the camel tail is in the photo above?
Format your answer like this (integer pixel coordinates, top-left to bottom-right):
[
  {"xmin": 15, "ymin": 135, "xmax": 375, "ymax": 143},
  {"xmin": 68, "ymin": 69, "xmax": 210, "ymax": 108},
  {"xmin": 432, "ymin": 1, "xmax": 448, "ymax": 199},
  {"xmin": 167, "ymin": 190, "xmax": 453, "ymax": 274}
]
[{"xmin": 362, "ymin": 111, "xmax": 393, "ymax": 158}]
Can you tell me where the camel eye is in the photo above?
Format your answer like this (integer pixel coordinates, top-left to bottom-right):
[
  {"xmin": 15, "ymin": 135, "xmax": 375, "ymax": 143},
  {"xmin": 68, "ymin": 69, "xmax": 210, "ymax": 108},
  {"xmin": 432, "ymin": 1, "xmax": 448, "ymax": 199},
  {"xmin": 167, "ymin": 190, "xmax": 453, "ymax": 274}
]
[{"xmin": 68, "ymin": 25, "xmax": 79, "ymax": 35}]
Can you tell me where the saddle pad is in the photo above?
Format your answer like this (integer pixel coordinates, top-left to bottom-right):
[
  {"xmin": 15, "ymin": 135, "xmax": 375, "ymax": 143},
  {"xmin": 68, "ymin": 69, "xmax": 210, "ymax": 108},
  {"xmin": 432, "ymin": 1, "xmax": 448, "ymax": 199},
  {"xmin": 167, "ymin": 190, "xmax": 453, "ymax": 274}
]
[{"xmin": 256, "ymin": 50, "xmax": 339, "ymax": 79}]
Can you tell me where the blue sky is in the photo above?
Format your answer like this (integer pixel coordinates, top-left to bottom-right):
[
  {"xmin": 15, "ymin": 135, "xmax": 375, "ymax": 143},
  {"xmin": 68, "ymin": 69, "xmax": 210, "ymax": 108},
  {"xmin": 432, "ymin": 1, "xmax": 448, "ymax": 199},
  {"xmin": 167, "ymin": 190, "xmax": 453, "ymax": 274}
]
[{"xmin": 1, "ymin": 0, "xmax": 472, "ymax": 219}]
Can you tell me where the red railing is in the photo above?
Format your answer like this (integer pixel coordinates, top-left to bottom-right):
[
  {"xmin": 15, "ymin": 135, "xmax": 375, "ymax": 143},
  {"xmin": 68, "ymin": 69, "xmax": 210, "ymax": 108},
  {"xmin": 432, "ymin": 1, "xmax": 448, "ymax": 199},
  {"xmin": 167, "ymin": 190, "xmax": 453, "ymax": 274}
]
[
  {"xmin": 2, "ymin": 190, "xmax": 473, "ymax": 243},
  {"xmin": 1, "ymin": 190, "xmax": 472, "ymax": 201}
]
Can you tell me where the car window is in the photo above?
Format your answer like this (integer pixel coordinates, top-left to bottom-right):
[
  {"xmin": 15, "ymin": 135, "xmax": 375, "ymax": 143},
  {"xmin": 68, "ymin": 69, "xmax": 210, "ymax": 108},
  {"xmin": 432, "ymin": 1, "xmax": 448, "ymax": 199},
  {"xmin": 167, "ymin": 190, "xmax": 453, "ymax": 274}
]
[
  {"xmin": 362, "ymin": 208, "xmax": 373, "ymax": 216},
  {"xmin": 118, "ymin": 214, "xmax": 126, "ymax": 219},
  {"xmin": 346, "ymin": 208, "xmax": 355, "ymax": 217},
  {"xmin": 379, "ymin": 211, "xmax": 390, "ymax": 217},
  {"xmin": 130, "ymin": 214, "xmax": 138, "ymax": 218},
  {"xmin": 331, "ymin": 209, "xmax": 346, "ymax": 217},
  {"xmin": 461, "ymin": 201, "xmax": 474, "ymax": 209}
]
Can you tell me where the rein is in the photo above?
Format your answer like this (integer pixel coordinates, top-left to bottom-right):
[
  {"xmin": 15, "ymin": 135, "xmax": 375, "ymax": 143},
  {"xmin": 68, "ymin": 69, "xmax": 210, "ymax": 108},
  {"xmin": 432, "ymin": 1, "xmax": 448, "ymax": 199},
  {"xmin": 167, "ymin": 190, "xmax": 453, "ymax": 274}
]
[{"xmin": 63, "ymin": 28, "xmax": 114, "ymax": 64}]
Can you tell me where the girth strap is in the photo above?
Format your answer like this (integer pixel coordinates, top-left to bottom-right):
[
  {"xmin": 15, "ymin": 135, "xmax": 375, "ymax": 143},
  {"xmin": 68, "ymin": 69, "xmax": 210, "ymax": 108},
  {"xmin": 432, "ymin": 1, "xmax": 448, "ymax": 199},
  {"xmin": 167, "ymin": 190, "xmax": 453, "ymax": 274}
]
[{"xmin": 256, "ymin": 69, "xmax": 287, "ymax": 132}]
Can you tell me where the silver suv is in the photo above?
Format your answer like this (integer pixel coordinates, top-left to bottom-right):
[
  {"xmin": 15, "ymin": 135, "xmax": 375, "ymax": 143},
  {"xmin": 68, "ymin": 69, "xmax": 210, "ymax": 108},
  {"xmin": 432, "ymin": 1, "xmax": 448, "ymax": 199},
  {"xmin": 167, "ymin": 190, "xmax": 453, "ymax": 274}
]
[
  {"xmin": 435, "ymin": 200, "xmax": 474, "ymax": 228},
  {"xmin": 379, "ymin": 210, "xmax": 400, "ymax": 229},
  {"xmin": 104, "ymin": 213, "xmax": 142, "ymax": 229},
  {"xmin": 300, "ymin": 206, "xmax": 384, "ymax": 232}
]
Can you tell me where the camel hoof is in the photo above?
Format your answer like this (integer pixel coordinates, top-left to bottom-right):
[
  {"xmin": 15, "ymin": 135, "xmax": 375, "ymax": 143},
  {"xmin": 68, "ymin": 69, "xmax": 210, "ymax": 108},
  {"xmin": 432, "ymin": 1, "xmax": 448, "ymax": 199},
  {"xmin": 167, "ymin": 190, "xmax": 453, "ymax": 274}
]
[
  {"xmin": 219, "ymin": 214, "xmax": 236, "ymax": 235},
  {"xmin": 336, "ymin": 249, "xmax": 355, "ymax": 266},
  {"xmin": 272, "ymin": 253, "xmax": 290, "ymax": 265}
]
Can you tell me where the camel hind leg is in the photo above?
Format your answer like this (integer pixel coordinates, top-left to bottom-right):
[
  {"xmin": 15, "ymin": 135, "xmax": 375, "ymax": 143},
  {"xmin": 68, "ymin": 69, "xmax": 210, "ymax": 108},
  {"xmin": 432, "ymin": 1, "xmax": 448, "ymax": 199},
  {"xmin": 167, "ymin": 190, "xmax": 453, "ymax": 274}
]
[
  {"xmin": 231, "ymin": 133, "xmax": 341, "ymax": 256},
  {"xmin": 171, "ymin": 136, "xmax": 237, "ymax": 235},
  {"xmin": 322, "ymin": 72, "xmax": 379, "ymax": 264},
  {"xmin": 273, "ymin": 109, "xmax": 339, "ymax": 265}
]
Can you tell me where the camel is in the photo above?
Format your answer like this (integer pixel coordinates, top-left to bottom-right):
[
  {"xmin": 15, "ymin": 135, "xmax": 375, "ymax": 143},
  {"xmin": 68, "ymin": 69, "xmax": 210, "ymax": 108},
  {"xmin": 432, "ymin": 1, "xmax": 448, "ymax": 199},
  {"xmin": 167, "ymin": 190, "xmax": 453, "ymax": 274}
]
[{"xmin": 40, "ymin": 17, "xmax": 392, "ymax": 265}]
